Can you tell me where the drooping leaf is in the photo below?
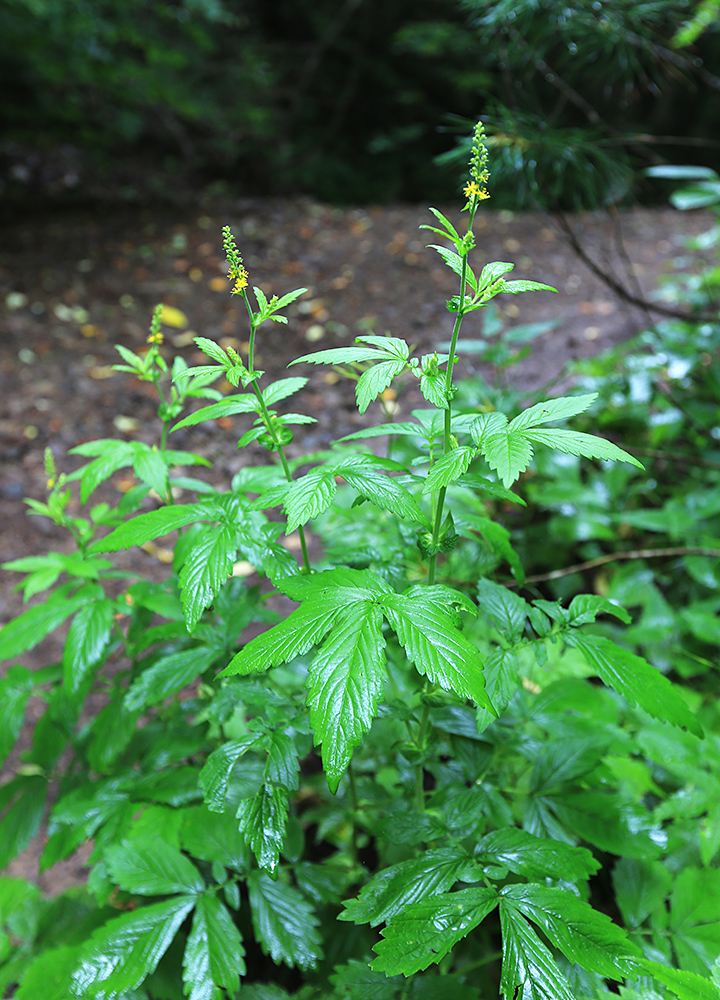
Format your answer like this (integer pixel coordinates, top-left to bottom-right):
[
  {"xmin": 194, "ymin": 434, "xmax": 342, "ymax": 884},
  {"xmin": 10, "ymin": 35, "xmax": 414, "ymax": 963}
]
[
  {"xmin": 307, "ymin": 602, "xmax": 386, "ymax": 792},
  {"xmin": 372, "ymin": 887, "xmax": 498, "ymax": 976},
  {"xmin": 341, "ymin": 848, "xmax": 481, "ymax": 927},
  {"xmin": 381, "ymin": 591, "xmax": 493, "ymax": 712},
  {"xmin": 422, "ymin": 447, "xmax": 474, "ymax": 494},
  {"xmin": 104, "ymin": 839, "xmax": 204, "ymax": 896},
  {"xmin": 498, "ymin": 897, "xmax": 575, "ymax": 1000},
  {"xmin": 62, "ymin": 599, "xmax": 115, "ymax": 692},
  {"xmin": 569, "ymin": 634, "xmax": 702, "ymax": 736},
  {"xmin": 236, "ymin": 784, "xmax": 290, "ymax": 872},
  {"xmin": 668, "ymin": 868, "xmax": 720, "ymax": 975},
  {"xmin": 199, "ymin": 737, "xmax": 259, "ymax": 812},
  {"xmin": 247, "ymin": 872, "xmax": 322, "ymax": 971},
  {"xmin": 71, "ymin": 896, "xmax": 195, "ymax": 997},
  {"xmin": 178, "ymin": 522, "xmax": 238, "ymax": 632},
  {"xmin": 290, "ymin": 346, "xmax": 394, "ymax": 367},
  {"xmin": 183, "ymin": 894, "xmax": 245, "ymax": 1000},
  {"xmin": 356, "ymin": 360, "xmax": 406, "ymax": 414}
]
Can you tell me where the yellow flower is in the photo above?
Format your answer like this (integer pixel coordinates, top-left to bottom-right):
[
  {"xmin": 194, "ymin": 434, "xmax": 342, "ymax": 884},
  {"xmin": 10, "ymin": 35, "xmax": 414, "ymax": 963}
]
[
  {"xmin": 229, "ymin": 267, "xmax": 249, "ymax": 294},
  {"xmin": 147, "ymin": 331, "xmax": 164, "ymax": 345}
]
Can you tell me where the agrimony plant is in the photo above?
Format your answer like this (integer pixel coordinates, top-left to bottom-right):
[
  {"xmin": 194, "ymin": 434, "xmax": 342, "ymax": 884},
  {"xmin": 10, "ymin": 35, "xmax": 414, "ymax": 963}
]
[{"xmin": 0, "ymin": 122, "xmax": 717, "ymax": 1000}]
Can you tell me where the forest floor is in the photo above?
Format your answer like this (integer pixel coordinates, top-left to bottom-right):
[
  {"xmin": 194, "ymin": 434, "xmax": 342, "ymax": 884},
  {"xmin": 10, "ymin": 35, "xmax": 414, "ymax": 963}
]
[{"xmin": 0, "ymin": 194, "xmax": 714, "ymax": 890}]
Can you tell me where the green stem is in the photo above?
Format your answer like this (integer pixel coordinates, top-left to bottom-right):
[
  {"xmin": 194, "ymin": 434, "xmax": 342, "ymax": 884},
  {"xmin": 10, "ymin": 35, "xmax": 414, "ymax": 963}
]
[
  {"xmin": 427, "ymin": 201, "xmax": 477, "ymax": 584},
  {"xmin": 250, "ymin": 383, "xmax": 311, "ymax": 572}
]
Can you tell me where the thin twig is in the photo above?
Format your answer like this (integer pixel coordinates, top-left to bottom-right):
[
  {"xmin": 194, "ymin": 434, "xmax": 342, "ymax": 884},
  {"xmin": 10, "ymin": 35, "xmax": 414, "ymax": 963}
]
[{"xmin": 514, "ymin": 547, "xmax": 720, "ymax": 587}]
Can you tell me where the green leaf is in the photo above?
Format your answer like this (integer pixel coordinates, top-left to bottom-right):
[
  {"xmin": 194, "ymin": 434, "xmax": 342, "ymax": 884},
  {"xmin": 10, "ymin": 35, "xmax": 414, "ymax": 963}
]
[
  {"xmin": 68, "ymin": 440, "xmax": 134, "ymax": 503},
  {"xmin": 291, "ymin": 346, "xmax": 392, "ymax": 367},
  {"xmin": 71, "ymin": 896, "xmax": 195, "ymax": 997},
  {"xmin": 477, "ymin": 579, "xmax": 528, "ymax": 642},
  {"xmin": 522, "ymin": 428, "xmax": 644, "ymax": 467},
  {"xmin": 422, "ymin": 447, "xmax": 474, "ymax": 494},
  {"xmin": 0, "ymin": 776, "xmax": 46, "ymax": 870},
  {"xmin": 476, "ymin": 648, "xmax": 520, "ymax": 731},
  {"xmin": 194, "ymin": 337, "xmax": 229, "ymax": 364},
  {"xmin": 283, "ymin": 468, "xmax": 337, "ymax": 532},
  {"xmin": 428, "ymin": 245, "xmax": 476, "ymax": 291},
  {"xmin": 509, "ymin": 394, "xmax": 598, "ymax": 432},
  {"xmin": 569, "ymin": 634, "xmax": 702, "ymax": 736},
  {"xmin": 181, "ymin": 804, "xmax": 251, "ymax": 871},
  {"xmin": 341, "ymin": 848, "xmax": 480, "ymax": 927},
  {"xmin": 502, "ymin": 883, "xmax": 641, "ymax": 978},
  {"xmin": 183, "ymin": 895, "xmax": 245, "ymax": 1000},
  {"xmin": 178, "ymin": 522, "xmax": 238, "ymax": 632},
  {"xmin": 62, "ymin": 599, "xmax": 115, "ymax": 692},
  {"xmin": 248, "ymin": 872, "xmax": 322, "ymax": 970},
  {"xmin": 171, "ymin": 395, "xmax": 257, "ymax": 431},
  {"xmin": 381, "ymin": 591, "xmax": 493, "ymax": 712},
  {"xmin": 422, "ymin": 207, "xmax": 462, "ymax": 243},
  {"xmin": 669, "ymin": 868, "xmax": 720, "ymax": 975},
  {"xmin": 420, "ymin": 365, "xmax": 450, "ymax": 409},
  {"xmin": 478, "ymin": 261, "xmax": 514, "ymax": 288},
  {"xmin": 199, "ymin": 737, "xmax": 259, "ymax": 811},
  {"xmin": 0, "ymin": 590, "xmax": 94, "ymax": 662},
  {"xmin": 481, "ymin": 429, "xmax": 534, "ymax": 488},
  {"xmin": 454, "ymin": 473, "xmax": 526, "ymax": 505},
  {"xmin": 474, "ymin": 828, "xmax": 599, "ymax": 882},
  {"xmin": 372, "ymin": 887, "xmax": 497, "ymax": 976},
  {"xmin": 498, "ymin": 897, "xmax": 575, "ymax": 1000},
  {"xmin": 567, "ymin": 594, "xmax": 631, "ymax": 626},
  {"xmin": 307, "ymin": 601, "xmax": 386, "ymax": 792},
  {"xmin": 547, "ymin": 790, "xmax": 665, "ymax": 859},
  {"xmin": 236, "ymin": 784, "xmax": 289, "ymax": 871},
  {"xmin": 0, "ymin": 667, "xmax": 34, "ymax": 766},
  {"xmin": 90, "ymin": 498, "xmax": 227, "ymax": 553},
  {"xmin": 124, "ymin": 646, "xmax": 219, "ymax": 713},
  {"xmin": 612, "ymin": 858, "xmax": 672, "ymax": 930},
  {"xmin": 638, "ymin": 959, "xmax": 720, "ymax": 1000},
  {"xmin": 339, "ymin": 467, "xmax": 425, "ymax": 522},
  {"xmin": 105, "ymin": 840, "xmax": 204, "ymax": 896},
  {"xmin": 356, "ymin": 359, "xmax": 406, "ymax": 414},
  {"xmin": 500, "ymin": 279, "xmax": 557, "ymax": 294}
]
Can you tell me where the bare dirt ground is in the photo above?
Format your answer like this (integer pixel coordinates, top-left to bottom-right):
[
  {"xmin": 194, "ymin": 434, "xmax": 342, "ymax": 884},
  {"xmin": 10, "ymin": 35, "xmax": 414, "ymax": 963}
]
[{"xmin": 0, "ymin": 195, "xmax": 714, "ymax": 891}]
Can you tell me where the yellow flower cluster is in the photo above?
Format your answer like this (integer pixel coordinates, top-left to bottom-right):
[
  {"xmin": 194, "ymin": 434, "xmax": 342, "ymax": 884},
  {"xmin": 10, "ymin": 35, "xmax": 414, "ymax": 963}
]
[
  {"xmin": 463, "ymin": 180, "xmax": 490, "ymax": 201},
  {"xmin": 229, "ymin": 266, "xmax": 249, "ymax": 294},
  {"xmin": 464, "ymin": 121, "xmax": 491, "ymax": 206},
  {"xmin": 147, "ymin": 331, "xmax": 164, "ymax": 345}
]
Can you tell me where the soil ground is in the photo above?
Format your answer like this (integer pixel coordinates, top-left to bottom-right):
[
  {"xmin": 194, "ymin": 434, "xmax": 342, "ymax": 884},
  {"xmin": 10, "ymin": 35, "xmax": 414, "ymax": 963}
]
[{"xmin": 0, "ymin": 195, "xmax": 714, "ymax": 891}]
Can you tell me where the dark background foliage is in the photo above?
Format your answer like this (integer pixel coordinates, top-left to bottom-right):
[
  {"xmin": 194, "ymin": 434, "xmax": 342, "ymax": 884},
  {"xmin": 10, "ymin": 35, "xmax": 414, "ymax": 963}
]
[{"xmin": 0, "ymin": 0, "xmax": 718, "ymax": 208}]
